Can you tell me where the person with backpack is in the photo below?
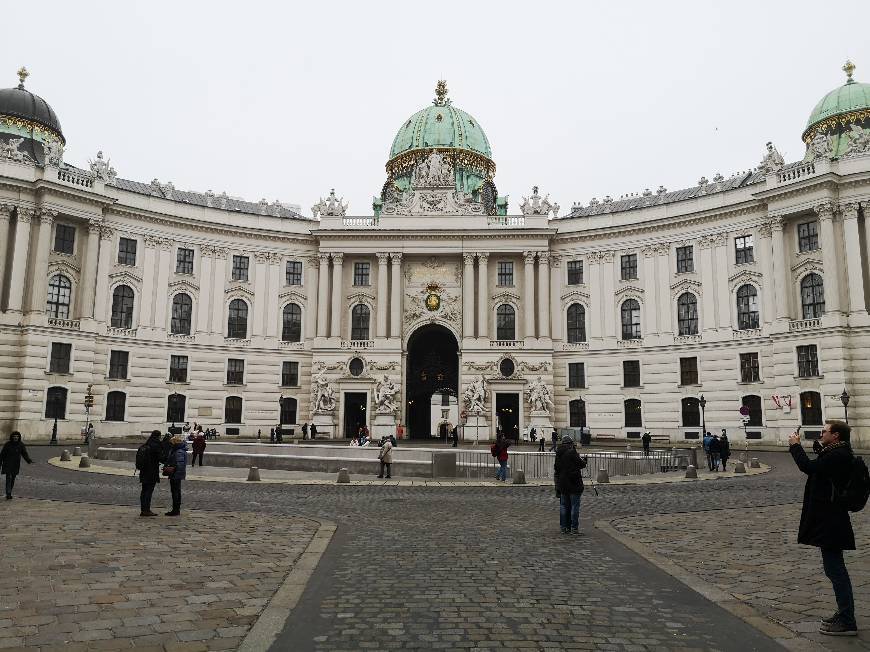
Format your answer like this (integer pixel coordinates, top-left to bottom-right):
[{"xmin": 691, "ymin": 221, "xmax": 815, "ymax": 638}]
[
  {"xmin": 703, "ymin": 431, "xmax": 714, "ymax": 471},
  {"xmin": 719, "ymin": 431, "xmax": 731, "ymax": 471},
  {"xmin": 190, "ymin": 430, "xmax": 206, "ymax": 467},
  {"xmin": 789, "ymin": 420, "xmax": 864, "ymax": 636},
  {"xmin": 136, "ymin": 430, "xmax": 163, "ymax": 517},
  {"xmin": 164, "ymin": 435, "xmax": 188, "ymax": 516},
  {"xmin": 709, "ymin": 433, "xmax": 722, "ymax": 471},
  {"xmin": 491, "ymin": 435, "xmax": 510, "ymax": 481},
  {"xmin": 376, "ymin": 436, "xmax": 393, "ymax": 479},
  {"xmin": 1, "ymin": 431, "xmax": 33, "ymax": 500},
  {"xmin": 554, "ymin": 435, "xmax": 588, "ymax": 534}
]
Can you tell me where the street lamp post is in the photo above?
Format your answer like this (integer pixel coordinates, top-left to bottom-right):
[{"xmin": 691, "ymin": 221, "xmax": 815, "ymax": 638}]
[
  {"xmin": 277, "ymin": 394, "xmax": 284, "ymax": 443},
  {"xmin": 49, "ymin": 392, "xmax": 59, "ymax": 445},
  {"xmin": 840, "ymin": 388, "xmax": 850, "ymax": 423},
  {"xmin": 699, "ymin": 394, "xmax": 707, "ymax": 437}
]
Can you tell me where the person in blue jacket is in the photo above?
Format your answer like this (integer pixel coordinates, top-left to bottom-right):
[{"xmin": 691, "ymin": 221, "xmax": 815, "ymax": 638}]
[{"xmin": 164, "ymin": 435, "xmax": 188, "ymax": 516}]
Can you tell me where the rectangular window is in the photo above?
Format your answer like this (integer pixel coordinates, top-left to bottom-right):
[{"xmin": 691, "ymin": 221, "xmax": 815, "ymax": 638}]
[
  {"xmin": 797, "ymin": 345, "xmax": 819, "ymax": 378},
  {"xmin": 286, "ymin": 260, "xmax": 302, "ymax": 285},
  {"xmin": 227, "ymin": 358, "xmax": 245, "ymax": 385},
  {"xmin": 49, "ymin": 342, "xmax": 72, "ymax": 374},
  {"xmin": 623, "ymin": 360, "xmax": 641, "ymax": 388},
  {"xmin": 281, "ymin": 361, "xmax": 299, "ymax": 387},
  {"xmin": 568, "ymin": 362, "xmax": 585, "ymax": 389},
  {"xmin": 567, "ymin": 260, "xmax": 584, "ymax": 285},
  {"xmin": 679, "ymin": 357, "xmax": 698, "ymax": 386},
  {"xmin": 497, "ymin": 261, "xmax": 514, "ymax": 286},
  {"xmin": 620, "ymin": 254, "xmax": 637, "ymax": 281},
  {"xmin": 53, "ymin": 224, "xmax": 76, "ymax": 254},
  {"xmin": 735, "ymin": 235, "xmax": 754, "ymax": 264},
  {"xmin": 798, "ymin": 221, "xmax": 819, "ymax": 252},
  {"xmin": 740, "ymin": 352, "xmax": 760, "ymax": 383},
  {"xmin": 176, "ymin": 247, "xmax": 194, "ymax": 274},
  {"xmin": 108, "ymin": 350, "xmax": 129, "ymax": 380},
  {"xmin": 231, "ymin": 255, "xmax": 249, "ymax": 282},
  {"xmin": 353, "ymin": 262, "xmax": 370, "ymax": 286},
  {"xmin": 117, "ymin": 237, "xmax": 137, "ymax": 266},
  {"xmin": 676, "ymin": 246, "xmax": 694, "ymax": 273},
  {"xmin": 169, "ymin": 355, "xmax": 188, "ymax": 383}
]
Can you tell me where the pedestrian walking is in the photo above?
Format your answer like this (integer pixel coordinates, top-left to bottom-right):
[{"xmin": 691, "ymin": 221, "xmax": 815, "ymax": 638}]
[
  {"xmin": 549, "ymin": 429, "xmax": 558, "ymax": 452},
  {"xmin": 491, "ymin": 435, "xmax": 510, "ymax": 481},
  {"xmin": 720, "ymin": 431, "xmax": 731, "ymax": 471},
  {"xmin": 310, "ymin": 423, "xmax": 317, "ymax": 440},
  {"xmin": 451, "ymin": 424, "xmax": 459, "ymax": 448},
  {"xmin": 554, "ymin": 435, "xmax": 588, "ymax": 534},
  {"xmin": 538, "ymin": 436, "xmax": 545, "ymax": 452},
  {"xmin": 164, "ymin": 435, "xmax": 187, "ymax": 516},
  {"xmin": 710, "ymin": 434, "xmax": 722, "ymax": 471},
  {"xmin": 302, "ymin": 422, "xmax": 309, "ymax": 440},
  {"xmin": 270, "ymin": 427, "xmax": 275, "ymax": 443},
  {"xmin": 0, "ymin": 432, "xmax": 33, "ymax": 500},
  {"xmin": 377, "ymin": 436, "xmax": 393, "ymax": 478},
  {"xmin": 641, "ymin": 431, "xmax": 651, "ymax": 456},
  {"xmin": 257, "ymin": 428, "xmax": 261, "ymax": 440},
  {"xmin": 703, "ymin": 431, "xmax": 714, "ymax": 471},
  {"xmin": 135, "ymin": 430, "xmax": 163, "ymax": 516},
  {"xmin": 789, "ymin": 421, "xmax": 861, "ymax": 636},
  {"xmin": 190, "ymin": 430, "xmax": 206, "ymax": 466}
]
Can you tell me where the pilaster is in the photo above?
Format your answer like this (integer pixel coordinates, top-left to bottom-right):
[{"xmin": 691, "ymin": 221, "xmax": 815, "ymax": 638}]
[
  {"xmin": 537, "ymin": 251, "xmax": 550, "ymax": 339},
  {"xmin": 376, "ymin": 252, "xmax": 389, "ymax": 338},
  {"xmin": 197, "ymin": 246, "xmax": 214, "ymax": 334},
  {"xmin": 28, "ymin": 208, "xmax": 56, "ymax": 312},
  {"xmin": 549, "ymin": 254, "xmax": 562, "ymax": 341},
  {"xmin": 306, "ymin": 255, "xmax": 319, "ymax": 340},
  {"xmin": 330, "ymin": 253, "xmax": 344, "ymax": 338},
  {"xmin": 93, "ymin": 224, "xmax": 114, "ymax": 323},
  {"xmin": 389, "ymin": 252, "xmax": 403, "ymax": 339},
  {"xmin": 78, "ymin": 219, "xmax": 102, "ymax": 319},
  {"xmin": 523, "ymin": 251, "xmax": 536, "ymax": 339},
  {"xmin": 816, "ymin": 202, "xmax": 841, "ymax": 314},
  {"xmin": 8, "ymin": 208, "xmax": 35, "ymax": 313},
  {"xmin": 477, "ymin": 252, "xmax": 489, "ymax": 339},
  {"xmin": 840, "ymin": 202, "xmax": 866, "ymax": 317},
  {"xmin": 316, "ymin": 253, "xmax": 330, "ymax": 338},
  {"xmin": 462, "ymin": 253, "xmax": 475, "ymax": 340}
]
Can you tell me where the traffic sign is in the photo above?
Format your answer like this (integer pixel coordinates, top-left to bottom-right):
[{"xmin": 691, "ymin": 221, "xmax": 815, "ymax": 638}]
[{"xmin": 739, "ymin": 406, "xmax": 750, "ymax": 416}]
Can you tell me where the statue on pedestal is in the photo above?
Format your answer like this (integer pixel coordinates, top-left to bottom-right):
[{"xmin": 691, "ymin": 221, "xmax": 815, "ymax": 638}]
[{"xmin": 526, "ymin": 376, "xmax": 554, "ymax": 415}]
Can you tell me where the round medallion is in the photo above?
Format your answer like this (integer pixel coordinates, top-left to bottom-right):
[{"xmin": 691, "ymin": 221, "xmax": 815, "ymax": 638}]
[
  {"xmin": 499, "ymin": 358, "xmax": 515, "ymax": 378},
  {"xmin": 348, "ymin": 357, "xmax": 364, "ymax": 377},
  {"xmin": 425, "ymin": 293, "xmax": 441, "ymax": 311}
]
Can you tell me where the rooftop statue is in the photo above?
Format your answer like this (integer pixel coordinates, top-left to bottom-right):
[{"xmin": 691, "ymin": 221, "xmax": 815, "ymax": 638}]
[
  {"xmin": 844, "ymin": 124, "xmax": 870, "ymax": 157},
  {"xmin": 311, "ymin": 189, "xmax": 348, "ymax": 218},
  {"xmin": 412, "ymin": 150, "xmax": 453, "ymax": 187},
  {"xmin": 88, "ymin": 151, "xmax": 117, "ymax": 184},
  {"xmin": 809, "ymin": 131, "xmax": 834, "ymax": 160},
  {"xmin": 519, "ymin": 186, "xmax": 559, "ymax": 216},
  {"xmin": 759, "ymin": 141, "xmax": 785, "ymax": 174},
  {"xmin": 0, "ymin": 137, "xmax": 26, "ymax": 163},
  {"xmin": 42, "ymin": 140, "xmax": 63, "ymax": 167}
]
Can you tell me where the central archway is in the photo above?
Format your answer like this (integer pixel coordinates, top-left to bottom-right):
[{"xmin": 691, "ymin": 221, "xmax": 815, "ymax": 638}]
[{"xmin": 405, "ymin": 323, "xmax": 459, "ymax": 439}]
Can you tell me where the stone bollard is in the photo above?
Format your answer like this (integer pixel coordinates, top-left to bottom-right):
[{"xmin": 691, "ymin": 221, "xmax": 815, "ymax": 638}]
[
  {"xmin": 247, "ymin": 467, "xmax": 261, "ymax": 481},
  {"xmin": 734, "ymin": 461, "xmax": 746, "ymax": 474},
  {"xmin": 685, "ymin": 465, "xmax": 698, "ymax": 479},
  {"xmin": 750, "ymin": 457, "xmax": 760, "ymax": 469},
  {"xmin": 78, "ymin": 454, "xmax": 90, "ymax": 468},
  {"xmin": 72, "ymin": 446, "xmax": 81, "ymax": 457},
  {"xmin": 512, "ymin": 469, "xmax": 526, "ymax": 485},
  {"xmin": 336, "ymin": 468, "xmax": 350, "ymax": 484},
  {"xmin": 688, "ymin": 446, "xmax": 699, "ymax": 470},
  {"xmin": 596, "ymin": 468, "xmax": 610, "ymax": 483},
  {"xmin": 60, "ymin": 449, "xmax": 71, "ymax": 462}
]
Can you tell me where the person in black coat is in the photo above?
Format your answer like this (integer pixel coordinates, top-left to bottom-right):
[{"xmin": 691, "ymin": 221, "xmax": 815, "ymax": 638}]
[
  {"xmin": 1, "ymin": 431, "xmax": 33, "ymax": 499},
  {"xmin": 138, "ymin": 430, "xmax": 163, "ymax": 517},
  {"xmin": 719, "ymin": 432, "xmax": 731, "ymax": 471},
  {"xmin": 553, "ymin": 435, "xmax": 588, "ymax": 534},
  {"xmin": 641, "ymin": 431, "xmax": 652, "ymax": 456},
  {"xmin": 789, "ymin": 421, "xmax": 858, "ymax": 636}
]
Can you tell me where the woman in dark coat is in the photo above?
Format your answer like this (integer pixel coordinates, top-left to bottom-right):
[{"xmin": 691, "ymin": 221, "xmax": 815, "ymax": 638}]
[
  {"xmin": 1, "ymin": 431, "xmax": 33, "ymax": 499},
  {"xmin": 164, "ymin": 436, "xmax": 188, "ymax": 516},
  {"xmin": 553, "ymin": 435, "xmax": 588, "ymax": 534},
  {"xmin": 719, "ymin": 433, "xmax": 731, "ymax": 471}
]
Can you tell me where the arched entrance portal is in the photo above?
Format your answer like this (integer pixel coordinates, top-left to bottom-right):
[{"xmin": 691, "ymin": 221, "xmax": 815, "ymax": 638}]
[{"xmin": 405, "ymin": 324, "xmax": 459, "ymax": 439}]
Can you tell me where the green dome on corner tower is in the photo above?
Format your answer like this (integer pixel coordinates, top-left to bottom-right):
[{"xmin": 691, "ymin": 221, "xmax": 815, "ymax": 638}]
[{"xmin": 802, "ymin": 60, "xmax": 870, "ymax": 158}]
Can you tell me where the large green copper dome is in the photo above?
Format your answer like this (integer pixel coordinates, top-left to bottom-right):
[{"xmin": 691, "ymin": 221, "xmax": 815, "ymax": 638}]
[
  {"xmin": 802, "ymin": 61, "xmax": 870, "ymax": 157},
  {"xmin": 389, "ymin": 103, "xmax": 492, "ymax": 160}
]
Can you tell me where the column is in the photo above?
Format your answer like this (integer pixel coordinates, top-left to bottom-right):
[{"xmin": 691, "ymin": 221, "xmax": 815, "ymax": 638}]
[
  {"xmin": 330, "ymin": 253, "xmax": 343, "ymax": 338},
  {"xmin": 253, "ymin": 252, "xmax": 269, "ymax": 336},
  {"xmin": 316, "ymin": 253, "xmax": 329, "ymax": 337},
  {"xmin": 770, "ymin": 218, "xmax": 790, "ymax": 320},
  {"xmin": 389, "ymin": 252, "xmax": 403, "ymax": 339},
  {"xmin": 642, "ymin": 247, "xmax": 658, "ymax": 336},
  {"xmin": 713, "ymin": 235, "xmax": 731, "ymax": 329},
  {"xmin": 601, "ymin": 252, "xmax": 615, "ymax": 338},
  {"xmin": 267, "ymin": 253, "xmax": 281, "ymax": 338},
  {"xmin": 28, "ymin": 208, "xmax": 56, "ymax": 312},
  {"xmin": 376, "ymin": 252, "xmax": 389, "ymax": 338},
  {"xmin": 549, "ymin": 255, "xmax": 562, "ymax": 341},
  {"xmin": 305, "ymin": 255, "xmax": 319, "ymax": 340},
  {"xmin": 841, "ymin": 202, "xmax": 866, "ymax": 315},
  {"xmin": 816, "ymin": 202, "xmax": 841, "ymax": 314},
  {"xmin": 140, "ymin": 237, "xmax": 158, "ymax": 327},
  {"xmin": 655, "ymin": 246, "xmax": 672, "ymax": 334},
  {"xmin": 537, "ymin": 252, "xmax": 550, "ymax": 338},
  {"xmin": 153, "ymin": 239, "xmax": 172, "ymax": 329},
  {"xmin": 0, "ymin": 204, "xmax": 12, "ymax": 309},
  {"xmin": 79, "ymin": 219, "xmax": 102, "ymax": 319},
  {"xmin": 211, "ymin": 247, "xmax": 228, "ymax": 334},
  {"xmin": 6, "ymin": 208, "xmax": 34, "ymax": 313},
  {"xmin": 523, "ymin": 252, "xmax": 536, "ymax": 338},
  {"xmin": 197, "ymin": 246, "xmax": 214, "ymax": 334},
  {"xmin": 587, "ymin": 253, "xmax": 602, "ymax": 339},
  {"xmin": 462, "ymin": 253, "xmax": 475, "ymax": 339},
  {"xmin": 757, "ymin": 222, "xmax": 775, "ymax": 325},
  {"xmin": 699, "ymin": 237, "xmax": 716, "ymax": 331},
  {"xmin": 477, "ymin": 253, "xmax": 489, "ymax": 338},
  {"xmin": 93, "ymin": 225, "xmax": 113, "ymax": 322}
]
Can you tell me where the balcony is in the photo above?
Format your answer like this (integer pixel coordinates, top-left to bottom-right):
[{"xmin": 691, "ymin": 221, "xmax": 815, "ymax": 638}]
[
  {"xmin": 789, "ymin": 318, "xmax": 821, "ymax": 332},
  {"xmin": 340, "ymin": 339, "xmax": 374, "ymax": 349},
  {"xmin": 280, "ymin": 340, "xmax": 305, "ymax": 349},
  {"xmin": 47, "ymin": 318, "xmax": 80, "ymax": 330},
  {"xmin": 673, "ymin": 334, "xmax": 701, "ymax": 344},
  {"xmin": 107, "ymin": 327, "xmax": 137, "ymax": 337},
  {"xmin": 167, "ymin": 333, "xmax": 195, "ymax": 343},
  {"xmin": 732, "ymin": 328, "xmax": 762, "ymax": 340},
  {"xmin": 617, "ymin": 338, "xmax": 644, "ymax": 348},
  {"xmin": 490, "ymin": 340, "xmax": 524, "ymax": 349},
  {"xmin": 560, "ymin": 341, "xmax": 589, "ymax": 351}
]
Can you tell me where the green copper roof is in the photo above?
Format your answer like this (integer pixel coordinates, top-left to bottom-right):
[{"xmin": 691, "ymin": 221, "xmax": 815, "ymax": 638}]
[
  {"xmin": 389, "ymin": 103, "xmax": 492, "ymax": 161},
  {"xmin": 806, "ymin": 80, "xmax": 870, "ymax": 129}
]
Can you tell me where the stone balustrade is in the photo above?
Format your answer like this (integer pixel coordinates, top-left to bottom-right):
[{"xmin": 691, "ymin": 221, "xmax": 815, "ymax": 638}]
[
  {"xmin": 489, "ymin": 340, "xmax": 523, "ymax": 348},
  {"xmin": 788, "ymin": 318, "xmax": 821, "ymax": 332},
  {"xmin": 47, "ymin": 318, "xmax": 80, "ymax": 330},
  {"xmin": 57, "ymin": 167, "xmax": 95, "ymax": 188},
  {"xmin": 340, "ymin": 339, "xmax": 374, "ymax": 349}
]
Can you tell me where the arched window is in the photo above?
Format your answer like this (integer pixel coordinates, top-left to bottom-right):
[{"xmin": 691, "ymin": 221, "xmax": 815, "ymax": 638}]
[
  {"xmin": 681, "ymin": 397, "xmax": 700, "ymax": 426},
  {"xmin": 166, "ymin": 393, "xmax": 186, "ymax": 423},
  {"xmin": 280, "ymin": 396, "xmax": 297, "ymax": 425},
  {"xmin": 225, "ymin": 396, "xmax": 243, "ymax": 424},
  {"xmin": 227, "ymin": 299, "xmax": 248, "ymax": 339},
  {"xmin": 171, "ymin": 293, "xmax": 192, "ymax": 335},
  {"xmin": 741, "ymin": 395, "xmax": 763, "ymax": 426},
  {"xmin": 736, "ymin": 284, "xmax": 759, "ymax": 330},
  {"xmin": 800, "ymin": 391, "xmax": 823, "ymax": 426},
  {"xmin": 350, "ymin": 304, "xmax": 370, "ymax": 340},
  {"xmin": 566, "ymin": 303, "xmax": 586, "ymax": 343},
  {"xmin": 621, "ymin": 299, "xmax": 641, "ymax": 340},
  {"xmin": 105, "ymin": 391, "xmax": 126, "ymax": 422},
  {"xmin": 677, "ymin": 292, "xmax": 698, "ymax": 336},
  {"xmin": 624, "ymin": 398, "xmax": 642, "ymax": 427},
  {"xmin": 569, "ymin": 399, "xmax": 586, "ymax": 428},
  {"xmin": 45, "ymin": 386, "xmax": 68, "ymax": 419},
  {"xmin": 800, "ymin": 273, "xmax": 825, "ymax": 320},
  {"xmin": 496, "ymin": 304, "xmax": 516, "ymax": 341},
  {"xmin": 282, "ymin": 303, "xmax": 302, "ymax": 342},
  {"xmin": 46, "ymin": 274, "xmax": 72, "ymax": 319},
  {"xmin": 111, "ymin": 285, "xmax": 135, "ymax": 329}
]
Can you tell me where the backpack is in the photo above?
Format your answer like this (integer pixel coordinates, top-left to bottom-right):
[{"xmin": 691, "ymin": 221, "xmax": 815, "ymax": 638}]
[
  {"xmin": 490, "ymin": 443, "xmax": 499, "ymax": 457},
  {"xmin": 833, "ymin": 456, "xmax": 870, "ymax": 512},
  {"xmin": 135, "ymin": 443, "xmax": 150, "ymax": 471}
]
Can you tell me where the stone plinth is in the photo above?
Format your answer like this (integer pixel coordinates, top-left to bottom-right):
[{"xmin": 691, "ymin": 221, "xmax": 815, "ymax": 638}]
[
  {"xmin": 528, "ymin": 410, "xmax": 554, "ymax": 436},
  {"xmin": 463, "ymin": 414, "xmax": 488, "ymax": 442},
  {"xmin": 312, "ymin": 412, "xmax": 336, "ymax": 439},
  {"xmin": 372, "ymin": 412, "xmax": 397, "ymax": 439},
  {"xmin": 432, "ymin": 451, "xmax": 457, "ymax": 478}
]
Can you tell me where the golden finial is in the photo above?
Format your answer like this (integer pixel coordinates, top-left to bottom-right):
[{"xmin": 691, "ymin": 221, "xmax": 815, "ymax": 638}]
[
  {"xmin": 434, "ymin": 79, "xmax": 448, "ymax": 106},
  {"xmin": 16, "ymin": 66, "xmax": 29, "ymax": 88},
  {"xmin": 843, "ymin": 59, "xmax": 856, "ymax": 84}
]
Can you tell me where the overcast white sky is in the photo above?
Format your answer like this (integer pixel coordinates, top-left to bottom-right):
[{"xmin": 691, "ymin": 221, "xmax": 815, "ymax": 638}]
[{"xmin": 4, "ymin": 1, "xmax": 869, "ymax": 216}]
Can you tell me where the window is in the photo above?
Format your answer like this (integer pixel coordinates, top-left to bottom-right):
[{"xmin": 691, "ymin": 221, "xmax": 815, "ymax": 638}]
[
  {"xmin": 568, "ymin": 362, "xmax": 585, "ymax": 389},
  {"xmin": 740, "ymin": 352, "xmax": 760, "ymax": 383},
  {"xmin": 176, "ymin": 247, "xmax": 194, "ymax": 274},
  {"xmin": 676, "ymin": 246, "xmax": 694, "ymax": 273},
  {"xmin": 623, "ymin": 360, "xmax": 641, "ymax": 388},
  {"xmin": 280, "ymin": 396, "xmax": 297, "ymax": 425},
  {"xmin": 800, "ymin": 391, "xmax": 823, "ymax": 426},
  {"xmin": 734, "ymin": 235, "xmax": 754, "ymax": 264},
  {"xmin": 282, "ymin": 303, "xmax": 302, "ymax": 342},
  {"xmin": 350, "ymin": 304, "xmax": 370, "ymax": 340},
  {"xmin": 569, "ymin": 399, "xmax": 586, "ymax": 428},
  {"xmin": 800, "ymin": 273, "xmax": 825, "ymax": 319},
  {"xmin": 741, "ymin": 395, "xmax": 763, "ymax": 426},
  {"xmin": 621, "ymin": 299, "xmax": 641, "ymax": 339},
  {"xmin": 679, "ymin": 357, "xmax": 698, "ymax": 385},
  {"xmin": 45, "ymin": 386, "xmax": 67, "ymax": 419},
  {"xmin": 46, "ymin": 274, "xmax": 72, "ymax": 319},
  {"xmin": 281, "ymin": 361, "xmax": 299, "ymax": 386},
  {"xmin": 286, "ymin": 260, "xmax": 302, "ymax": 285},
  {"xmin": 231, "ymin": 255, "xmax": 249, "ymax": 282},
  {"xmin": 226, "ymin": 359, "xmax": 245, "ymax": 385},
  {"xmin": 497, "ymin": 261, "xmax": 514, "ymax": 286},
  {"xmin": 567, "ymin": 260, "xmax": 584, "ymax": 285},
  {"xmin": 166, "ymin": 393, "xmax": 186, "ymax": 423},
  {"xmin": 620, "ymin": 254, "xmax": 637, "ymax": 280},
  {"xmin": 111, "ymin": 285, "xmax": 135, "ymax": 329},
  {"xmin": 105, "ymin": 391, "xmax": 126, "ymax": 422},
  {"xmin": 736, "ymin": 284, "xmax": 759, "ymax": 330},
  {"xmin": 797, "ymin": 344, "xmax": 819, "ymax": 378},
  {"xmin": 49, "ymin": 342, "xmax": 72, "ymax": 374},
  {"xmin": 169, "ymin": 355, "xmax": 188, "ymax": 383},
  {"xmin": 117, "ymin": 237, "xmax": 137, "ymax": 266},
  {"xmin": 566, "ymin": 303, "xmax": 586, "ymax": 343},
  {"xmin": 171, "ymin": 293, "xmax": 192, "ymax": 335},
  {"xmin": 677, "ymin": 293, "xmax": 698, "ymax": 335},
  {"xmin": 496, "ymin": 304, "xmax": 516, "ymax": 340},
  {"xmin": 353, "ymin": 262, "xmax": 370, "ymax": 286},
  {"xmin": 53, "ymin": 224, "xmax": 75, "ymax": 254},
  {"xmin": 108, "ymin": 350, "xmax": 129, "ymax": 380},
  {"xmin": 624, "ymin": 398, "xmax": 642, "ymax": 427},
  {"xmin": 681, "ymin": 397, "xmax": 701, "ymax": 427},
  {"xmin": 798, "ymin": 221, "xmax": 819, "ymax": 252},
  {"xmin": 225, "ymin": 396, "xmax": 243, "ymax": 424},
  {"xmin": 227, "ymin": 299, "xmax": 248, "ymax": 339}
]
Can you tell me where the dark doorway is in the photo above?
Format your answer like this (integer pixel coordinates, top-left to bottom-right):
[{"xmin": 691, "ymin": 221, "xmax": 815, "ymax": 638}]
[
  {"xmin": 406, "ymin": 324, "xmax": 459, "ymax": 439},
  {"xmin": 496, "ymin": 393, "xmax": 520, "ymax": 441},
  {"xmin": 343, "ymin": 392, "xmax": 368, "ymax": 438}
]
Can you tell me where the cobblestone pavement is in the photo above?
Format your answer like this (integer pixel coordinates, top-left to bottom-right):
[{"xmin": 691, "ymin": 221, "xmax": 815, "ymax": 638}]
[{"xmin": 2, "ymin": 447, "xmax": 837, "ymax": 650}]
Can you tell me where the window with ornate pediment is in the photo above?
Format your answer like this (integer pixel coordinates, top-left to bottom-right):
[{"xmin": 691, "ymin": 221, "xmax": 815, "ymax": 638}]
[
  {"xmin": 47, "ymin": 274, "xmax": 72, "ymax": 319},
  {"xmin": 677, "ymin": 292, "xmax": 698, "ymax": 335},
  {"xmin": 227, "ymin": 299, "xmax": 248, "ymax": 339},
  {"xmin": 621, "ymin": 299, "xmax": 641, "ymax": 340},
  {"xmin": 496, "ymin": 304, "xmax": 516, "ymax": 340},
  {"xmin": 800, "ymin": 273, "xmax": 825, "ymax": 319},
  {"xmin": 282, "ymin": 303, "xmax": 302, "ymax": 342},
  {"xmin": 351, "ymin": 304, "xmax": 370, "ymax": 340},
  {"xmin": 171, "ymin": 293, "xmax": 193, "ymax": 335},
  {"xmin": 111, "ymin": 285, "xmax": 135, "ymax": 329},
  {"xmin": 566, "ymin": 303, "xmax": 586, "ymax": 343},
  {"xmin": 736, "ymin": 284, "xmax": 759, "ymax": 330}
]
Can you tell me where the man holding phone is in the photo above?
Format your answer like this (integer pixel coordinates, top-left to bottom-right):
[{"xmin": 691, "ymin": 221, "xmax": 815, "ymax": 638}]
[{"xmin": 788, "ymin": 421, "xmax": 857, "ymax": 636}]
